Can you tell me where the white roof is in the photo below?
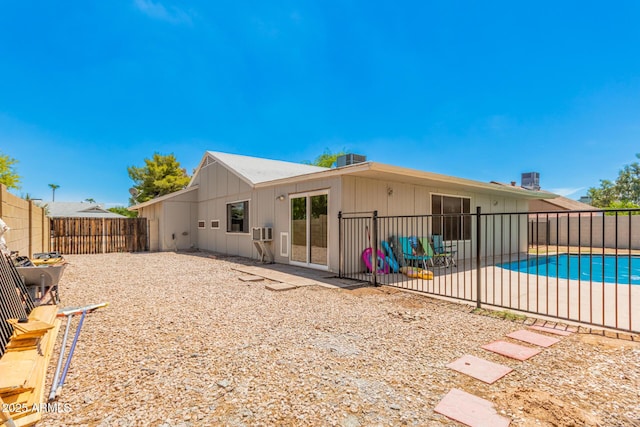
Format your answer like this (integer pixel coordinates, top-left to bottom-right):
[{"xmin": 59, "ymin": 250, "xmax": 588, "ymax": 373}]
[
  {"xmin": 205, "ymin": 151, "xmax": 328, "ymax": 185},
  {"xmin": 133, "ymin": 150, "xmax": 557, "ymax": 210},
  {"xmin": 38, "ymin": 202, "xmax": 126, "ymax": 218}
]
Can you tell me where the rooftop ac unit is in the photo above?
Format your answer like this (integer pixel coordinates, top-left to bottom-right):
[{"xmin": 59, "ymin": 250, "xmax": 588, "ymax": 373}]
[
  {"xmin": 252, "ymin": 227, "xmax": 273, "ymax": 242},
  {"xmin": 337, "ymin": 154, "xmax": 367, "ymax": 167},
  {"xmin": 521, "ymin": 172, "xmax": 541, "ymax": 191}
]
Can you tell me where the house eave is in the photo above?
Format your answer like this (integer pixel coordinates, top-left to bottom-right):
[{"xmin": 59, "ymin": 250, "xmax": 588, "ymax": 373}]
[
  {"xmin": 128, "ymin": 185, "xmax": 199, "ymax": 211},
  {"xmin": 254, "ymin": 162, "xmax": 558, "ymax": 199}
]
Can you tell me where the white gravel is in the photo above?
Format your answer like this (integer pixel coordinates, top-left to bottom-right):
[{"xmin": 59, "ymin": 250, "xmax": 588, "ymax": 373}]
[{"xmin": 40, "ymin": 251, "xmax": 640, "ymax": 426}]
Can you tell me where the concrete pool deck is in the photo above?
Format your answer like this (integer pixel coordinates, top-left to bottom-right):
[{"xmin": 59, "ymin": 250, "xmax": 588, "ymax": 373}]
[{"xmin": 370, "ymin": 256, "xmax": 640, "ymax": 334}]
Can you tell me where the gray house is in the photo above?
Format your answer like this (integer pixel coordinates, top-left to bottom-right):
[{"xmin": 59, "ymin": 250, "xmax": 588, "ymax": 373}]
[
  {"xmin": 130, "ymin": 151, "xmax": 555, "ymax": 272},
  {"xmin": 39, "ymin": 202, "xmax": 126, "ymax": 218}
]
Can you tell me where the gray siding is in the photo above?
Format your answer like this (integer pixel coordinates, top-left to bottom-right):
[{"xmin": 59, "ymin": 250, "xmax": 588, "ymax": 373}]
[
  {"xmin": 341, "ymin": 176, "xmax": 530, "ymax": 257},
  {"xmin": 194, "ymin": 166, "xmax": 342, "ymax": 271}
]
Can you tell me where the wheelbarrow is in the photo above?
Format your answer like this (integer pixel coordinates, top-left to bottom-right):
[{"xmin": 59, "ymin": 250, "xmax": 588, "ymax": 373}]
[{"xmin": 15, "ymin": 264, "xmax": 66, "ymax": 304}]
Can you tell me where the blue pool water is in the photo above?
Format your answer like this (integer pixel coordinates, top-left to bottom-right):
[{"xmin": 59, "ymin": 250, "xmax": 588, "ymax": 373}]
[{"xmin": 499, "ymin": 254, "xmax": 640, "ymax": 285}]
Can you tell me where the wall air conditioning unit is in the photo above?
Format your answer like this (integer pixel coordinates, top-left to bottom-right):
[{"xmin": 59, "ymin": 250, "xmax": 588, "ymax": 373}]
[{"xmin": 252, "ymin": 227, "xmax": 273, "ymax": 242}]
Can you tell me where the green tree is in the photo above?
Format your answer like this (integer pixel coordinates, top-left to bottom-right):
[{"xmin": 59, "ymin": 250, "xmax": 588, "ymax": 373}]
[
  {"xmin": 108, "ymin": 206, "xmax": 138, "ymax": 218},
  {"xmin": 587, "ymin": 154, "xmax": 640, "ymax": 208},
  {"xmin": 48, "ymin": 183, "xmax": 60, "ymax": 201},
  {"xmin": 85, "ymin": 198, "xmax": 96, "ymax": 203},
  {"xmin": 128, "ymin": 153, "xmax": 190, "ymax": 204},
  {"xmin": 586, "ymin": 179, "xmax": 617, "ymax": 207},
  {"xmin": 305, "ymin": 148, "xmax": 347, "ymax": 168},
  {"xmin": 0, "ymin": 151, "xmax": 21, "ymax": 190},
  {"xmin": 614, "ymin": 155, "xmax": 640, "ymax": 204}
]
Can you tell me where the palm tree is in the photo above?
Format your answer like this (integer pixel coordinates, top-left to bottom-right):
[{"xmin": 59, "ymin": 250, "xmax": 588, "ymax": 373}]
[{"xmin": 48, "ymin": 184, "xmax": 60, "ymax": 201}]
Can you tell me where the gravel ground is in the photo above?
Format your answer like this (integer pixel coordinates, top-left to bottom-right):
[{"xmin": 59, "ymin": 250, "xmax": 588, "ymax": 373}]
[{"xmin": 40, "ymin": 251, "xmax": 640, "ymax": 427}]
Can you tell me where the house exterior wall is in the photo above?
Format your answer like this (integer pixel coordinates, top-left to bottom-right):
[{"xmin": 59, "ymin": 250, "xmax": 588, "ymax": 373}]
[
  {"xmin": 138, "ymin": 190, "xmax": 198, "ymax": 251},
  {"xmin": 194, "ymin": 160, "xmax": 342, "ymax": 270},
  {"xmin": 138, "ymin": 162, "xmax": 537, "ymax": 269},
  {"xmin": 341, "ymin": 176, "xmax": 530, "ymax": 257}
]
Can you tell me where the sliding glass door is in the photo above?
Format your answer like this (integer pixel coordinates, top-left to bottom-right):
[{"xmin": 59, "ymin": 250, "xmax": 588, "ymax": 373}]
[{"xmin": 290, "ymin": 191, "xmax": 328, "ymax": 268}]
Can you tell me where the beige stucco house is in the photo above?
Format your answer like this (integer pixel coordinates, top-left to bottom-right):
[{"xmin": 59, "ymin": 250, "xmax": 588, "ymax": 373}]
[{"xmin": 130, "ymin": 151, "xmax": 556, "ymax": 272}]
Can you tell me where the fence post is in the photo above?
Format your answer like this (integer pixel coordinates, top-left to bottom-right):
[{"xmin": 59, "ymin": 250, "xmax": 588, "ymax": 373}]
[
  {"xmin": 372, "ymin": 210, "xmax": 378, "ymax": 287},
  {"xmin": 28, "ymin": 200, "xmax": 33, "ymax": 257},
  {"xmin": 476, "ymin": 206, "xmax": 482, "ymax": 309},
  {"xmin": 338, "ymin": 211, "xmax": 342, "ymax": 278}
]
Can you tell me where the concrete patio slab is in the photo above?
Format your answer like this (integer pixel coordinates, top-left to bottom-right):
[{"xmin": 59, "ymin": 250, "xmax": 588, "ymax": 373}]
[
  {"xmin": 507, "ymin": 329, "xmax": 561, "ymax": 347},
  {"xmin": 446, "ymin": 354, "xmax": 513, "ymax": 384},
  {"xmin": 481, "ymin": 340, "xmax": 542, "ymax": 361},
  {"xmin": 233, "ymin": 265, "xmax": 356, "ymax": 289},
  {"xmin": 434, "ymin": 388, "xmax": 510, "ymax": 427},
  {"xmin": 265, "ymin": 283, "xmax": 298, "ymax": 292},
  {"xmin": 238, "ymin": 275, "xmax": 264, "ymax": 282}
]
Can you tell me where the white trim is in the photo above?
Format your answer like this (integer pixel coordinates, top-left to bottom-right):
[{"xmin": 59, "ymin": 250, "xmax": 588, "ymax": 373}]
[
  {"xmin": 226, "ymin": 199, "xmax": 251, "ymax": 234},
  {"xmin": 288, "ymin": 190, "xmax": 330, "ymax": 269},
  {"xmin": 280, "ymin": 232, "xmax": 289, "ymax": 257},
  {"xmin": 128, "ymin": 185, "xmax": 199, "ymax": 210},
  {"xmin": 210, "ymin": 219, "xmax": 220, "ymax": 229}
]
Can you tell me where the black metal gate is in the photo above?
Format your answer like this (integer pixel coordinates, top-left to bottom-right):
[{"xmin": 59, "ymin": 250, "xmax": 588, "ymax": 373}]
[{"xmin": 339, "ymin": 208, "xmax": 640, "ymax": 334}]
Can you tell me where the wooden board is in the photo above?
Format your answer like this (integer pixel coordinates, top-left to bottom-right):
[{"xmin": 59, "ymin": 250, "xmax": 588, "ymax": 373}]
[
  {"xmin": 0, "ymin": 356, "xmax": 37, "ymax": 394},
  {"xmin": 5, "ymin": 338, "xmax": 39, "ymax": 351},
  {"xmin": 7, "ymin": 320, "xmax": 54, "ymax": 339},
  {"xmin": 28, "ymin": 305, "xmax": 58, "ymax": 324}
]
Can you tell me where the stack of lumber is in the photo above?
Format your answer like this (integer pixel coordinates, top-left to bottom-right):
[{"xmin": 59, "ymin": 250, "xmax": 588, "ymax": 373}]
[{"xmin": 0, "ymin": 305, "xmax": 61, "ymax": 427}]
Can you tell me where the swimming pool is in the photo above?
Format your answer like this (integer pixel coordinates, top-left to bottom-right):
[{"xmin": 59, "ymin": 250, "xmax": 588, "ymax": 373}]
[{"xmin": 498, "ymin": 254, "xmax": 640, "ymax": 285}]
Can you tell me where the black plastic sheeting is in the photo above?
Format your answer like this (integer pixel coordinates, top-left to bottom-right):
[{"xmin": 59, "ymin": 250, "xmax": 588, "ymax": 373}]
[{"xmin": 0, "ymin": 254, "xmax": 35, "ymax": 357}]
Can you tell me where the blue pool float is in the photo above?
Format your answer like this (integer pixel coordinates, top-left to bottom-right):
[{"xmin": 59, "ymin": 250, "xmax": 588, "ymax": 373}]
[{"xmin": 381, "ymin": 241, "xmax": 399, "ymax": 273}]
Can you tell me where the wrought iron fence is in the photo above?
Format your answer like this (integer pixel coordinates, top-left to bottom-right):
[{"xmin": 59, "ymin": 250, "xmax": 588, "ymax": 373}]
[{"xmin": 339, "ymin": 208, "xmax": 640, "ymax": 333}]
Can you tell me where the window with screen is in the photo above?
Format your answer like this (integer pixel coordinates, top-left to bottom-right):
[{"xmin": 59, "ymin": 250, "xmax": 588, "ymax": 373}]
[{"xmin": 431, "ymin": 195, "xmax": 471, "ymax": 241}]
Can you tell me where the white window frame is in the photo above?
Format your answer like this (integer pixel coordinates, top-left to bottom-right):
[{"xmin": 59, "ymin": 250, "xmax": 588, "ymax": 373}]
[
  {"xmin": 289, "ymin": 189, "xmax": 330, "ymax": 270},
  {"xmin": 226, "ymin": 199, "xmax": 250, "ymax": 234},
  {"xmin": 210, "ymin": 220, "xmax": 220, "ymax": 229}
]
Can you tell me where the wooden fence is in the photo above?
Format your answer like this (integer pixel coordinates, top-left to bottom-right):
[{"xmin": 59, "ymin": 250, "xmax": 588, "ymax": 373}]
[{"xmin": 51, "ymin": 218, "xmax": 148, "ymax": 254}]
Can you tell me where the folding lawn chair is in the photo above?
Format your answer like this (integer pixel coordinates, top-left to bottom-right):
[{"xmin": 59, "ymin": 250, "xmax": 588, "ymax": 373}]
[
  {"xmin": 420, "ymin": 237, "xmax": 456, "ymax": 267},
  {"xmin": 397, "ymin": 236, "xmax": 432, "ymax": 269}
]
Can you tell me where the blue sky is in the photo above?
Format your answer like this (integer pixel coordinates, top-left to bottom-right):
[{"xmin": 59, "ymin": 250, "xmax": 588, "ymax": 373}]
[{"xmin": 1, "ymin": 1, "xmax": 639, "ymax": 207}]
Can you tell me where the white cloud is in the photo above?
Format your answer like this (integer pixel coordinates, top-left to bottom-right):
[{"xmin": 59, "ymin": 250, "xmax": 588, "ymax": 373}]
[
  {"xmin": 134, "ymin": 0, "xmax": 193, "ymax": 25},
  {"xmin": 547, "ymin": 187, "xmax": 586, "ymax": 198}
]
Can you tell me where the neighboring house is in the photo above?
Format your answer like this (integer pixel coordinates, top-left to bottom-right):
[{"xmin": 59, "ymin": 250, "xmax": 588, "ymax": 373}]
[
  {"xmin": 490, "ymin": 181, "xmax": 600, "ymax": 216},
  {"xmin": 39, "ymin": 202, "xmax": 126, "ymax": 218},
  {"xmin": 130, "ymin": 151, "xmax": 556, "ymax": 272},
  {"xmin": 528, "ymin": 194, "xmax": 600, "ymax": 214}
]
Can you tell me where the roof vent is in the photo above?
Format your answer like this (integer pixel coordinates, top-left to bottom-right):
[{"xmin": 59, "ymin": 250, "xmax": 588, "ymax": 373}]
[
  {"xmin": 521, "ymin": 172, "xmax": 540, "ymax": 190},
  {"xmin": 337, "ymin": 154, "xmax": 367, "ymax": 167}
]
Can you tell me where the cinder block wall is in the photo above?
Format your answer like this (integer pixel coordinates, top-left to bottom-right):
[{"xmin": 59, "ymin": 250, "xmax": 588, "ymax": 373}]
[{"xmin": 0, "ymin": 184, "xmax": 50, "ymax": 256}]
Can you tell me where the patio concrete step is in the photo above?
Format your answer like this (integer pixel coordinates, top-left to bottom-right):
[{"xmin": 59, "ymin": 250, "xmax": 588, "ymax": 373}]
[
  {"xmin": 434, "ymin": 388, "xmax": 510, "ymax": 427},
  {"xmin": 446, "ymin": 354, "xmax": 513, "ymax": 384},
  {"xmin": 506, "ymin": 329, "xmax": 561, "ymax": 348},
  {"xmin": 481, "ymin": 340, "xmax": 542, "ymax": 361},
  {"xmin": 528, "ymin": 325, "xmax": 574, "ymax": 336}
]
